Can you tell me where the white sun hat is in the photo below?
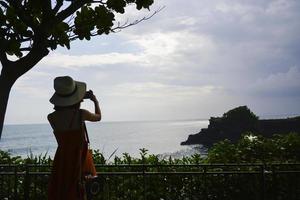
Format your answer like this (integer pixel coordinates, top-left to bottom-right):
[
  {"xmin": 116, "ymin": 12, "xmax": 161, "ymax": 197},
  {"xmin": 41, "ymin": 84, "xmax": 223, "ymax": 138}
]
[{"xmin": 50, "ymin": 76, "xmax": 86, "ymax": 106}]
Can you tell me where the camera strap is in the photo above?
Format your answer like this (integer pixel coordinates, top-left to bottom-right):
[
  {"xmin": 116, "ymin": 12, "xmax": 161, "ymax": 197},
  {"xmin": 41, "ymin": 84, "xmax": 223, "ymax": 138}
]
[
  {"xmin": 83, "ymin": 122, "xmax": 90, "ymax": 148},
  {"xmin": 79, "ymin": 109, "xmax": 90, "ymax": 148}
]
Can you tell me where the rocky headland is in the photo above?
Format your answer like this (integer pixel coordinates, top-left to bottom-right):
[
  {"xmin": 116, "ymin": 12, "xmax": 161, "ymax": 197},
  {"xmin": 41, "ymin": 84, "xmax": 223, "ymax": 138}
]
[{"xmin": 181, "ymin": 106, "xmax": 300, "ymax": 147}]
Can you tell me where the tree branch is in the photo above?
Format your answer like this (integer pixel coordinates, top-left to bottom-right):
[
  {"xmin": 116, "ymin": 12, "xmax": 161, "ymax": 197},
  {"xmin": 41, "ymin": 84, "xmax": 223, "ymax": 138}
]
[
  {"xmin": 111, "ymin": 6, "xmax": 164, "ymax": 32},
  {"xmin": 0, "ymin": 51, "xmax": 8, "ymax": 67},
  {"xmin": 53, "ymin": 0, "xmax": 64, "ymax": 14},
  {"xmin": 66, "ymin": 14, "xmax": 76, "ymax": 25},
  {"xmin": 0, "ymin": 1, "xmax": 9, "ymax": 9},
  {"xmin": 90, "ymin": 0, "xmax": 106, "ymax": 5},
  {"xmin": 18, "ymin": 37, "xmax": 32, "ymax": 42},
  {"xmin": 13, "ymin": 44, "xmax": 49, "ymax": 78},
  {"xmin": 56, "ymin": 0, "xmax": 89, "ymax": 22},
  {"xmin": 41, "ymin": 0, "xmax": 52, "ymax": 16},
  {"xmin": 69, "ymin": 6, "xmax": 165, "ymax": 41},
  {"xmin": 8, "ymin": 0, "xmax": 37, "ymax": 30},
  {"xmin": 19, "ymin": 47, "xmax": 32, "ymax": 51}
]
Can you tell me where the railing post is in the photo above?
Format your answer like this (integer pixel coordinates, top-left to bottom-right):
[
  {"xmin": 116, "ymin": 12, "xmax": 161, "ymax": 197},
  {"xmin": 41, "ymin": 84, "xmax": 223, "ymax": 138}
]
[
  {"xmin": 204, "ymin": 165, "xmax": 207, "ymax": 200},
  {"xmin": 14, "ymin": 165, "xmax": 18, "ymax": 199},
  {"xmin": 143, "ymin": 164, "xmax": 146, "ymax": 200},
  {"xmin": 24, "ymin": 164, "xmax": 29, "ymax": 200},
  {"xmin": 260, "ymin": 164, "xmax": 265, "ymax": 200},
  {"xmin": 271, "ymin": 164, "xmax": 277, "ymax": 200}
]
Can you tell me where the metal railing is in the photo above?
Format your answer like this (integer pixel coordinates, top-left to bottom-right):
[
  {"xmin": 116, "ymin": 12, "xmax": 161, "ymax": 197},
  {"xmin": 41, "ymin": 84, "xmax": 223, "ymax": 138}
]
[{"xmin": 0, "ymin": 163, "xmax": 299, "ymax": 200}]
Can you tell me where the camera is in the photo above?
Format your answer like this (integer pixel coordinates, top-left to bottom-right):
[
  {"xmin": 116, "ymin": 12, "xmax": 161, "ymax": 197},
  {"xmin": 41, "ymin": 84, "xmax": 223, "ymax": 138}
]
[
  {"xmin": 85, "ymin": 176, "xmax": 104, "ymax": 198},
  {"xmin": 84, "ymin": 90, "xmax": 94, "ymax": 99}
]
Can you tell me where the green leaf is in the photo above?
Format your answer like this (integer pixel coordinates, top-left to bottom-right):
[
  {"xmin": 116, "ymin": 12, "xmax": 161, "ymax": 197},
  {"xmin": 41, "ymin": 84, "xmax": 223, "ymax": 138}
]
[
  {"xmin": 73, "ymin": 6, "xmax": 97, "ymax": 40},
  {"xmin": 136, "ymin": 0, "xmax": 154, "ymax": 10},
  {"xmin": 14, "ymin": 21, "xmax": 28, "ymax": 33},
  {"xmin": 15, "ymin": 51, "xmax": 23, "ymax": 58},
  {"xmin": 94, "ymin": 5, "xmax": 115, "ymax": 34},
  {"xmin": 64, "ymin": 39, "xmax": 70, "ymax": 49},
  {"xmin": 7, "ymin": 40, "xmax": 21, "ymax": 53},
  {"xmin": 84, "ymin": 34, "xmax": 91, "ymax": 40},
  {"xmin": 49, "ymin": 41, "xmax": 58, "ymax": 50},
  {"xmin": 57, "ymin": 22, "xmax": 69, "ymax": 31},
  {"xmin": 23, "ymin": 30, "xmax": 33, "ymax": 37},
  {"xmin": 6, "ymin": 7, "xmax": 16, "ymax": 19},
  {"xmin": 107, "ymin": 0, "xmax": 126, "ymax": 13}
]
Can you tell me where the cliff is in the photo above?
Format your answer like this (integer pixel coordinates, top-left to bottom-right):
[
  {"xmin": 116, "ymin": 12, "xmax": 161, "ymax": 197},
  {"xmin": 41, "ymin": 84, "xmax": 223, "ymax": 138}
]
[{"xmin": 181, "ymin": 106, "xmax": 300, "ymax": 147}]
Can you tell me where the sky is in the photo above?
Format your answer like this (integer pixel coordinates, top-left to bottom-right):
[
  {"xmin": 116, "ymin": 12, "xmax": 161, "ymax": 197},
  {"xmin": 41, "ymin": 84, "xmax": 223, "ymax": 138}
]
[{"xmin": 4, "ymin": 0, "xmax": 300, "ymax": 124}]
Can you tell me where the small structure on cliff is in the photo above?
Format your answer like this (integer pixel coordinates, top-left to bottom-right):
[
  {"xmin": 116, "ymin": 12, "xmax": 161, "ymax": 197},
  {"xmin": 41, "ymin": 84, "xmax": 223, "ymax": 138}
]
[{"xmin": 181, "ymin": 106, "xmax": 300, "ymax": 147}]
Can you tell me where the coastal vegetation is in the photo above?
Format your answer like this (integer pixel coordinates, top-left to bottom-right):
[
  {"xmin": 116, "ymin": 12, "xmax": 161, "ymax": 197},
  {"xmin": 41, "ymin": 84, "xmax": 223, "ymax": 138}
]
[
  {"xmin": 1, "ymin": 132, "xmax": 299, "ymax": 165},
  {"xmin": 1, "ymin": 133, "xmax": 299, "ymax": 199}
]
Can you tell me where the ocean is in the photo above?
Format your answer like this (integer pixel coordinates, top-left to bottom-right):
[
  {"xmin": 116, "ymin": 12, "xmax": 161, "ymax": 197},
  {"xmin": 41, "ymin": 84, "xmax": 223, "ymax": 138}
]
[{"xmin": 0, "ymin": 120, "xmax": 209, "ymax": 159}]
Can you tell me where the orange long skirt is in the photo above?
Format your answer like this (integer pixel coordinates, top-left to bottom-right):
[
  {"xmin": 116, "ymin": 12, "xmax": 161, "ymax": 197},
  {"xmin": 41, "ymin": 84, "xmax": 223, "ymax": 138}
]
[{"xmin": 48, "ymin": 130, "xmax": 88, "ymax": 200}]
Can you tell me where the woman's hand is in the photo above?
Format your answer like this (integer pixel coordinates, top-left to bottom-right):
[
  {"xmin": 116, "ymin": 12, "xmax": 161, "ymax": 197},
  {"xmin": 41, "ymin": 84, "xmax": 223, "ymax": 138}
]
[
  {"xmin": 90, "ymin": 93, "xmax": 98, "ymax": 102},
  {"xmin": 82, "ymin": 90, "xmax": 101, "ymax": 121},
  {"xmin": 85, "ymin": 90, "xmax": 97, "ymax": 102}
]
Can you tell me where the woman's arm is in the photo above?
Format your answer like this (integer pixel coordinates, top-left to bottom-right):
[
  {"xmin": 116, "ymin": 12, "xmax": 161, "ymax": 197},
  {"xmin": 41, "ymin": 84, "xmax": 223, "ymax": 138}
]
[{"xmin": 82, "ymin": 93, "xmax": 101, "ymax": 122}]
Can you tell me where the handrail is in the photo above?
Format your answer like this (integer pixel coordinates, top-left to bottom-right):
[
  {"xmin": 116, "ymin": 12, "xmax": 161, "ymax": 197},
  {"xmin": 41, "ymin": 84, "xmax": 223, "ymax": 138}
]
[
  {"xmin": 0, "ymin": 163, "xmax": 299, "ymax": 200},
  {"xmin": 1, "ymin": 163, "xmax": 300, "ymax": 167}
]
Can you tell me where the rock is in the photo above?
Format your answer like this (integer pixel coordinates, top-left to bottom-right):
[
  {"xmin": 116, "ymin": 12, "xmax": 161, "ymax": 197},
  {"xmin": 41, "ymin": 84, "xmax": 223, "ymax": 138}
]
[{"xmin": 181, "ymin": 106, "xmax": 300, "ymax": 147}]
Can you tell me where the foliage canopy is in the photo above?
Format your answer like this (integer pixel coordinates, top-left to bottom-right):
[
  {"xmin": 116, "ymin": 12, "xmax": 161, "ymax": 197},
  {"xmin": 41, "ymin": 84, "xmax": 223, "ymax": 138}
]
[
  {"xmin": 1, "ymin": 132, "xmax": 299, "ymax": 165},
  {"xmin": 0, "ymin": 0, "xmax": 154, "ymax": 58}
]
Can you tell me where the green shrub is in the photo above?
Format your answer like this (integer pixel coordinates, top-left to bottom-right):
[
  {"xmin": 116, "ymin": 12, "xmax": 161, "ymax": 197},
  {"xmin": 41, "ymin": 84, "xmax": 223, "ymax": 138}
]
[
  {"xmin": 206, "ymin": 132, "xmax": 300, "ymax": 163},
  {"xmin": 0, "ymin": 133, "xmax": 299, "ymax": 200}
]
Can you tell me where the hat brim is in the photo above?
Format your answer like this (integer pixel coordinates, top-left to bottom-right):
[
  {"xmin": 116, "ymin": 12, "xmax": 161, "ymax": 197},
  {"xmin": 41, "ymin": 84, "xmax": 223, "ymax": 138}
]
[{"xmin": 50, "ymin": 81, "xmax": 86, "ymax": 106}]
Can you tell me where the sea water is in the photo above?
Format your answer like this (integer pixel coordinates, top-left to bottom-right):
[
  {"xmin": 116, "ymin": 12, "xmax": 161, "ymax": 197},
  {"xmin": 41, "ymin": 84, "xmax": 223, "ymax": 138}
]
[{"xmin": 0, "ymin": 120, "xmax": 209, "ymax": 159}]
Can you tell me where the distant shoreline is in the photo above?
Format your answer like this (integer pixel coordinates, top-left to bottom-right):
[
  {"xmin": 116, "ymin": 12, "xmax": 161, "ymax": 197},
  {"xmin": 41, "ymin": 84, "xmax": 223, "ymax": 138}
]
[{"xmin": 181, "ymin": 106, "xmax": 300, "ymax": 147}]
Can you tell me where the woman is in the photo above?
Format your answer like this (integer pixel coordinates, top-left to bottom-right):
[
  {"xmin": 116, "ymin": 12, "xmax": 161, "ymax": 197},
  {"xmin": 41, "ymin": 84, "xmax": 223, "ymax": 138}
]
[{"xmin": 48, "ymin": 76, "xmax": 101, "ymax": 200}]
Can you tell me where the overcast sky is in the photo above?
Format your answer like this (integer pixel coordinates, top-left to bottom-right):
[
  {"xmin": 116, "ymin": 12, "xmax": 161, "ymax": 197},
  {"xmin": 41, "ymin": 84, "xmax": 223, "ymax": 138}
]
[{"xmin": 5, "ymin": 0, "xmax": 300, "ymax": 124}]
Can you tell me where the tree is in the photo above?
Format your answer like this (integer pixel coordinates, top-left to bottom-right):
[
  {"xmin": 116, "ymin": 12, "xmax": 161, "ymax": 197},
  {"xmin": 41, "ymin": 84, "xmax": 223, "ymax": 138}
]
[
  {"xmin": 0, "ymin": 0, "xmax": 156, "ymax": 138},
  {"xmin": 222, "ymin": 105, "xmax": 259, "ymax": 131}
]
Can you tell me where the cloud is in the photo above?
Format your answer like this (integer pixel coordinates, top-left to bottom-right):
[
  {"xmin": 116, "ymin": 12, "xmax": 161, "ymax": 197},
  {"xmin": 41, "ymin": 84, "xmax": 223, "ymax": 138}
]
[
  {"xmin": 106, "ymin": 82, "xmax": 223, "ymax": 99},
  {"xmin": 13, "ymin": 70, "xmax": 52, "ymax": 99},
  {"xmin": 41, "ymin": 29, "xmax": 215, "ymax": 73},
  {"xmin": 41, "ymin": 52, "xmax": 145, "ymax": 68},
  {"xmin": 39, "ymin": 0, "xmax": 300, "ymax": 103},
  {"xmin": 7, "ymin": 0, "xmax": 300, "ymax": 123},
  {"xmin": 266, "ymin": 0, "xmax": 295, "ymax": 16},
  {"xmin": 125, "ymin": 30, "xmax": 216, "ymax": 70},
  {"xmin": 178, "ymin": 16, "xmax": 198, "ymax": 26},
  {"xmin": 96, "ymin": 82, "xmax": 230, "ymax": 121},
  {"xmin": 250, "ymin": 66, "xmax": 300, "ymax": 97}
]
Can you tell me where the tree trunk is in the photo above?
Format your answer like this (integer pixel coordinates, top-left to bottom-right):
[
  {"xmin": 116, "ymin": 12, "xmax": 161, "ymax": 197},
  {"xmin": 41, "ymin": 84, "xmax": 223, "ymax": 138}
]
[
  {"xmin": 0, "ymin": 47, "xmax": 49, "ymax": 139},
  {"xmin": 0, "ymin": 73, "xmax": 15, "ymax": 139}
]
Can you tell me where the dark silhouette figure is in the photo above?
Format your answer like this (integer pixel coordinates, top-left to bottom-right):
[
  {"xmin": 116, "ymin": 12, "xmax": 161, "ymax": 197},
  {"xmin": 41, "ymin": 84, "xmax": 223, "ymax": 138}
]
[{"xmin": 47, "ymin": 76, "xmax": 101, "ymax": 200}]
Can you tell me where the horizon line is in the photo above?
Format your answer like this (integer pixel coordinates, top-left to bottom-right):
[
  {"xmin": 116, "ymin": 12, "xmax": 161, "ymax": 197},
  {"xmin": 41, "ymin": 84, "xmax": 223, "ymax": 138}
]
[
  {"xmin": 4, "ymin": 113, "xmax": 300, "ymax": 126},
  {"xmin": 3, "ymin": 118, "xmax": 211, "ymax": 126}
]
